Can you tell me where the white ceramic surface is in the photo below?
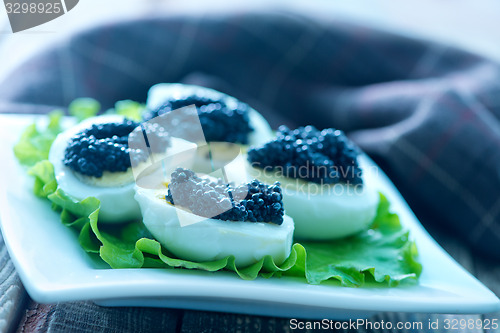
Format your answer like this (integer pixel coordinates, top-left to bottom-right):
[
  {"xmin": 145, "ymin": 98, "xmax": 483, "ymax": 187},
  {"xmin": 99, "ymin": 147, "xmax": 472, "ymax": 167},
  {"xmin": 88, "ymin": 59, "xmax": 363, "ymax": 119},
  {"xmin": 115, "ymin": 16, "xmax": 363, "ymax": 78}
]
[{"xmin": 0, "ymin": 114, "xmax": 499, "ymax": 320}]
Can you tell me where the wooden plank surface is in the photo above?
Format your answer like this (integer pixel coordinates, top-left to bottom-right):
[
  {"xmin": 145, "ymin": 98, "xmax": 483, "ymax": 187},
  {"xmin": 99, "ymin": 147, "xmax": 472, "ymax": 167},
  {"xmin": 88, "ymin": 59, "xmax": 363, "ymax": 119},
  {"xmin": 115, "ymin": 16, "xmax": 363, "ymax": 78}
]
[
  {"xmin": 15, "ymin": 301, "xmax": 182, "ymax": 333},
  {"xmin": 180, "ymin": 311, "xmax": 292, "ymax": 333},
  {"xmin": 0, "ymin": 234, "xmax": 27, "ymax": 333}
]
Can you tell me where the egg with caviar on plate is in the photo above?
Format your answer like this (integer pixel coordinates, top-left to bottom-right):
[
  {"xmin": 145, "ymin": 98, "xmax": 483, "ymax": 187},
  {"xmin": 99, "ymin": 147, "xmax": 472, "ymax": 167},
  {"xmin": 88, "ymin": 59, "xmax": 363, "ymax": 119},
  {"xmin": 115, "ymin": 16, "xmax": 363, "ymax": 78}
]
[
  {"xmin": 134, "ymin": 168, "xmax": 294, "ymax": 267},
  {"xmin": 49, "ymin": 114, "xmax": 195, "ymax": 223},
  {"xmin": 246, "ymin": 126, "xmax": 380, "ymax": 240},
  {"xmin": 145, "ymin": 83, "xmax": 274, "ymax": 146}
]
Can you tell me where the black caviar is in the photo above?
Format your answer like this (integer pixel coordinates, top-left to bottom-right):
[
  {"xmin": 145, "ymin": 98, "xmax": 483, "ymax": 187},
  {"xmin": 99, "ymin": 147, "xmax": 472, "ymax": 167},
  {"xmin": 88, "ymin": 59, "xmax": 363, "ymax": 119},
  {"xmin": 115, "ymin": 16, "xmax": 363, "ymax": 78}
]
[
  {"xmin": 63, "ymin": 120, "xmax": 170, "ymax": 177},
  {"xmin": 247, "ymin": 126, "xmax": 362, "ymax": 185},
  {"xmin": 166, "ymin": 168, "xmax": 284, "ymax": 225},
  {"xmin": 143, "ymin": 93, "xmax": 254, "ymax": 144}
]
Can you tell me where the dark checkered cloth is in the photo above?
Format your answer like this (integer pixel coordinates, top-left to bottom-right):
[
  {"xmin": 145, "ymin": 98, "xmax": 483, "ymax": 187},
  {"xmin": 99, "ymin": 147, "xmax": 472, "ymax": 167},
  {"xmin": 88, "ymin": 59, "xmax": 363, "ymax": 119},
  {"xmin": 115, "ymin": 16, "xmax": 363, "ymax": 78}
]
[{"xmin": 1, "ymin": 12, "xmax": 499, "ymax": 260}]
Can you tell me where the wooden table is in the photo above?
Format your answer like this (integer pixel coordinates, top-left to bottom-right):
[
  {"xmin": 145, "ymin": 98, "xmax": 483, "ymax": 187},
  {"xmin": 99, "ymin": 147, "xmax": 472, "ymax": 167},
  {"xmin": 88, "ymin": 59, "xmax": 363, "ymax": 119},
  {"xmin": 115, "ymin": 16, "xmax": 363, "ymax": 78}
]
[{"xmin": 1, "ymin": 223, "xmax": 498, "ymax": 333}]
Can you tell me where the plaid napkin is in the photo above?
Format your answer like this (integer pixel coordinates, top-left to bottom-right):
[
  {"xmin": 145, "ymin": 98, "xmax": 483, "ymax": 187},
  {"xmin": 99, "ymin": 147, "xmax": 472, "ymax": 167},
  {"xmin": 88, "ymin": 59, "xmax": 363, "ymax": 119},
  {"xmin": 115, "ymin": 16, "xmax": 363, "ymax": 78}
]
[{"xmin": 1, "ymin": 12, "xmax": 499, "ymax": 260}]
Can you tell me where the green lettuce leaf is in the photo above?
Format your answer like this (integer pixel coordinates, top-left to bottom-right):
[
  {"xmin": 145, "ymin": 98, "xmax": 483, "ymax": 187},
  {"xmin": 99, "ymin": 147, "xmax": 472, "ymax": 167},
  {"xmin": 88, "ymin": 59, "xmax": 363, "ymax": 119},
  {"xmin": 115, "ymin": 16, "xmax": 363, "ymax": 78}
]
[
  {"xmin": 27, "ymin": 160, "xmax": 421, "ymax": 286},
  {"xmin": 13, "ymin": 111, "xmax": 63, "ymax": 166},
  {"xmin": 289, "ymin": 194, "xmax": 422, "ymax": 287},
  {"xmin": 68, "ymin": 97, "xmax": 144, "ymax": 122},
  {"xmin": 68, "ymin": 98, "xmax": 101, "ymax": 122},
  {"xmin": 112, "ymin": 100, "xmax": 145, "ymax": 121},
  {"xmin": 27, "ymin": 160, "xmax": 58, "ymax": 198}
]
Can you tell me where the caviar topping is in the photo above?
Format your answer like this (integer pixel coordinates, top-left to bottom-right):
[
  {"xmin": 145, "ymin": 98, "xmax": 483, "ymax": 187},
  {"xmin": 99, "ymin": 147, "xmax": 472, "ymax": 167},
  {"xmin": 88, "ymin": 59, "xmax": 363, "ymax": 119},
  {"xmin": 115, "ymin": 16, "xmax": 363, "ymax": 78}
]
[
  {"xmin": 166, "ymin": 168, "xmax": 284, "ymax": 225},
  {"xmin": 247, "ymin": 125, "xmax": 362, "ymax": 185},
  {"xmin": 63, "ymin": 120, "xmax": 170, "ymax": 177},
  {"xmin": 143, "ymin": 94, "xmax": 254, "ymax": 144}
]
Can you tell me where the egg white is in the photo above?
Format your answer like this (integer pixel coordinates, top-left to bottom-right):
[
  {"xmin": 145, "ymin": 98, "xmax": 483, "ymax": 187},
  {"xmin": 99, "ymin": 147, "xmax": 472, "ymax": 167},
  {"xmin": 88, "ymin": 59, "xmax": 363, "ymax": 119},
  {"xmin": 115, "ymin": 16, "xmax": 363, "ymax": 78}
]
[
  {"xmin": 134, "ymin": 186, "xmax": 294, "ymax": 267},
  {"xmin": 49, "ymin": 115, "xmax": 139, "ymax": 223},
  {"xmin": 245, "ymin": 156, "xmax": 380, "ymax": 240},
  {"xmin": 49, "ymin": 115, "xmax": 195, "ymax": 223},
  {"xmin": 147, "ymin": 83, "xmax": 274, "ymax": 146}
]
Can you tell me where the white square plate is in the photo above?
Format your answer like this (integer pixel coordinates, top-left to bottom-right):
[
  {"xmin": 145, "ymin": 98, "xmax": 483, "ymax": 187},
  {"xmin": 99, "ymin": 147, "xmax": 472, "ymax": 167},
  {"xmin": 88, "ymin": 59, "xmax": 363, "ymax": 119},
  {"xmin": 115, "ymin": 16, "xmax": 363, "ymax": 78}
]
[{"xmin": 0, "ymin": 114, "xmax": 499, "ymax": 320}]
